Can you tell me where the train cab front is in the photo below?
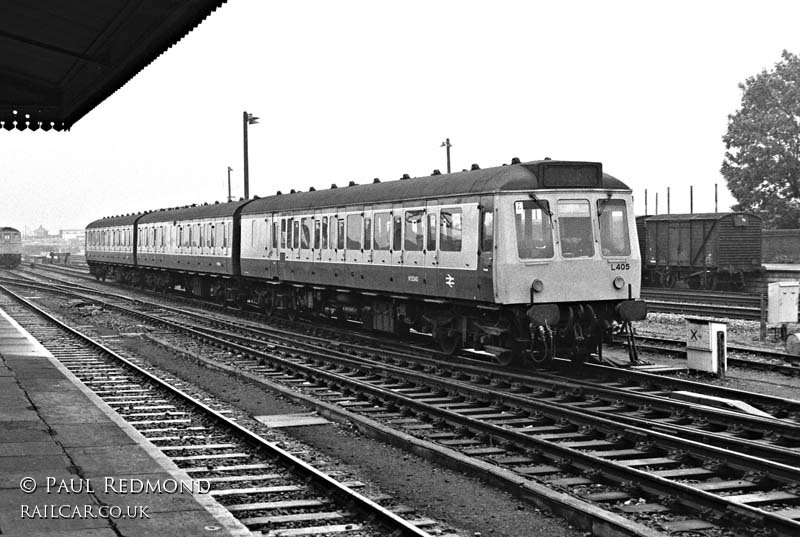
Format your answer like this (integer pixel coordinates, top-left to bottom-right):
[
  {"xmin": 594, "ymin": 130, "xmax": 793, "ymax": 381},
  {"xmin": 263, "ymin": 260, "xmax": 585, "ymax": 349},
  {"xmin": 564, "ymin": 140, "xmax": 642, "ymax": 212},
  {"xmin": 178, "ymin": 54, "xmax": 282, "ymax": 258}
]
[{"xmin": 494, "ymin": 171, "xmax": 647, "ymax": 366}]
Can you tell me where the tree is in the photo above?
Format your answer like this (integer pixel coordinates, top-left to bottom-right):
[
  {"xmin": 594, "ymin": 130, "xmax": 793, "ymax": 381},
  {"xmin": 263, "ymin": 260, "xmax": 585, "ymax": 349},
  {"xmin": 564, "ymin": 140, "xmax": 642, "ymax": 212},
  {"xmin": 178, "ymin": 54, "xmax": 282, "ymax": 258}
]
[{"xmin": 722, "ymin": 50, "xmax": 800, "ymax": 229}]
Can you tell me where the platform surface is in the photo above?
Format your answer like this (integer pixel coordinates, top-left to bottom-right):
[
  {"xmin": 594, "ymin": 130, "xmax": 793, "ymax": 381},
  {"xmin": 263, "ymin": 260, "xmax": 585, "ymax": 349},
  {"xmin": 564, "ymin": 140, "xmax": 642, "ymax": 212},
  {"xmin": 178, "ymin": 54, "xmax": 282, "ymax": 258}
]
[{"xmin": 0, "ymin": 307, "xmax": 249, "ymax": 537}]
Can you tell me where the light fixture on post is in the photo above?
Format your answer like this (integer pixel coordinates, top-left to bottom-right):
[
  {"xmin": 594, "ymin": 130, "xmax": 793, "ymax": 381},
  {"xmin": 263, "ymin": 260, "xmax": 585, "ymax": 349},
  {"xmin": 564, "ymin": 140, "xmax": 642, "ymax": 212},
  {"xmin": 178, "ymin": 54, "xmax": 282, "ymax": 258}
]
[
  {"xmin": 227, "ymin": 166, "xmax": 233, "ymax": 202},
  {"xmin": 440, "ymin": 138, "xmax": 452, "ymax": 174},
  {"xmin": 243, "ymin": 111, "xmax": 259, "ymax": 199}
]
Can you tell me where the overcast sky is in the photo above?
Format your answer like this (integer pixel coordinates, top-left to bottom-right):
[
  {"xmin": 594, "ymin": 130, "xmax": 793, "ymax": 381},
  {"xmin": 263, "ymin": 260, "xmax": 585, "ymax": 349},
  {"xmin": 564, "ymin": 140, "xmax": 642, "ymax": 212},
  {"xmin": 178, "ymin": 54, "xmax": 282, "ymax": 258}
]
[{"xmin": 4, "ymin": 0, "xmax": 800, "ymax": 234}]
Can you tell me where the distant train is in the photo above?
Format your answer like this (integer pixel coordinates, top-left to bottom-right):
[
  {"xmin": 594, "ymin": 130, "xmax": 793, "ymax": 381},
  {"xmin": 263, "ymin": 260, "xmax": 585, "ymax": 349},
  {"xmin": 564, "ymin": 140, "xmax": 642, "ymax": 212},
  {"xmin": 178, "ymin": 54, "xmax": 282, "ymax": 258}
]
[
  {"xmin": 0, "ymin": 227, "xmax": 22, "ymax": 268},
  {"xmin": 636, "ymin": 212, "xmax": 763, "ymax": 290},
  {"xmin": 86, "ymin": 158, "xmax": 647, "ymax": 366}
]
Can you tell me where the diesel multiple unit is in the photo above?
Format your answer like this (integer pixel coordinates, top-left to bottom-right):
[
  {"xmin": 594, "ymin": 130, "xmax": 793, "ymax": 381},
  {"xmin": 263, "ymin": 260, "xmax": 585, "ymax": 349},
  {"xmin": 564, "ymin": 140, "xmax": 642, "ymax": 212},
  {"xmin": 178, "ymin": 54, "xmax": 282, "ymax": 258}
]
[
  {"xmin": 0, "ymin": 227, "xmax": 22, "ymax": 268},
  {"xmin": 86, "ymin": 159, "xmax": 646, "ymax": 365}
]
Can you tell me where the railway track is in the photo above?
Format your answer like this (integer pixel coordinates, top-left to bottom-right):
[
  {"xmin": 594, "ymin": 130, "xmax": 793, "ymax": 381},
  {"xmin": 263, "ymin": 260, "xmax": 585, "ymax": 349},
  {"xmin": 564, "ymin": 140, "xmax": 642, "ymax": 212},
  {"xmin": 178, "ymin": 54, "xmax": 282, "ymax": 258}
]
[
  {"xmin": 0, "ymin": 284, "xmax": 443, "ymax": 537},
  {"xmin": 5, "ymin": 273, "xmax": 800, "ymax": 536},
  {"xmin": 642, "ymin": 289, "xmax": 763, "ymax": 320}
]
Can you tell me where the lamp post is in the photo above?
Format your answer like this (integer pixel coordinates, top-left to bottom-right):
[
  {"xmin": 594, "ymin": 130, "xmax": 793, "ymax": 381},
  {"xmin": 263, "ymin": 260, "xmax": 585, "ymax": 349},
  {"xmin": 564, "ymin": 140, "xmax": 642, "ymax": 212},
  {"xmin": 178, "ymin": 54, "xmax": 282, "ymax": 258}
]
[
  {"xmin": 227, "ymin": 166, "xmax": 233, "ymax": 202},
  {"xmin": 243, "ymin": 111, "xmax": 259, "ymax": 199},
  {"xmin": 440, "ymin": 138, "xmax": 452, "ymax": 174}
]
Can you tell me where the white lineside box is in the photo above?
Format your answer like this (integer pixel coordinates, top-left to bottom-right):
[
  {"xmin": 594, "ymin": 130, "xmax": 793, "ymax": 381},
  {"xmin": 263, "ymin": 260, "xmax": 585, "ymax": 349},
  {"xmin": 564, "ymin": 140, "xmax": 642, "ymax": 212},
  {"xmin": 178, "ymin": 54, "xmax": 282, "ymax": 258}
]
[
  {"xmin": 685, "ymin": 317, "xmax": 727, "ymax": 376},
  {"xmin": 767, "ymin": 281, "xmax": 799, "ymax": 324}
]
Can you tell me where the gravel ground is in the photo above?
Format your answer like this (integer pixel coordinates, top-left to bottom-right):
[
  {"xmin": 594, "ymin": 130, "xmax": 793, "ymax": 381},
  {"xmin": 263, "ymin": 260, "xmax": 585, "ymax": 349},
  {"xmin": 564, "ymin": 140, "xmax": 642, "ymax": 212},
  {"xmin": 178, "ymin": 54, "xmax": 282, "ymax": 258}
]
[
  {"xmin": 635, "ymin": 313, "xmax": 800, "ymax": 401},
  {"xmin": 114, "ymin": 335, "xmax": 584, "ymax": 537},
  {"xmin": 49, "ymin": 298, "xmax": 800, "ymax": 537}
]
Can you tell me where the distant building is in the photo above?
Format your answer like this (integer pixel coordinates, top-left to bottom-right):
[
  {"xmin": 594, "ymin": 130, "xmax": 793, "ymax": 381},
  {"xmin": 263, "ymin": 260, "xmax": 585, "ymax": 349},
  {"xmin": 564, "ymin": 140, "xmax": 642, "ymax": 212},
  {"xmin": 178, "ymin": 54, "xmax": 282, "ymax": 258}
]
[
  {"xmin": 32, "ymin": 225, "xmax": 49, "ymax": 238},
  {"xmin": 60, "ymin": 229, "xmax": 84, "ymax": 241}
]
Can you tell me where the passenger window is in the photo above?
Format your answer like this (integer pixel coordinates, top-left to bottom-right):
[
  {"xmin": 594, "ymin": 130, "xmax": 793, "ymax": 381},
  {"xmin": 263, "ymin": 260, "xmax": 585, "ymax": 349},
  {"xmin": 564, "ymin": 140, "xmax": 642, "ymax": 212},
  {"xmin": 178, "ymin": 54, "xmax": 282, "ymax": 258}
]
[
  {"xmin": 481, "ymin": 210, "xmax": 494, "ymax": 253},
  {"xmin": 363, "ymin": 217, "xmax": 372, "ymax": 250},
  {"xmin": 321, "ymin": 217, "xmax": 327, "ymax": 249},
  {"xmin": 337, "ymin": 217, "xmax": 345, "ymax": 250},
  {"xmin": 558, "ymin": 200, "xmax": 594, "ymax": 258},
  {"xmin": 292, "ymin": 220, "xmax": 300, "ymax": 249},
  {"xmin": 404, "ymin": 210, "xmax": 424, "ymax": 251},
  {"xmin": 373, "ymin": 212, "xmax": 391, "ymax": 251},
  {"xmin": 597, "ymin": 199, "xmax": 630, "ymax": 256},
  {"xmin": 280, "ymin": 219, "xmax": 287, "ymax": 248},
  {"xmin": 287, "ymin": 218, "xmax": 294, "ymax": 248},
  {"xmin": 440, "ymin": 208, "xmax": 462, "ymax": 252},
  {"xmin": 301, "ymin": 218, "xmax": 311, "ymax": 249},
  {"xmin": 272, "ymin": 221, "xmax": 278, "ymax": 249},
  {"xmin": 314, "ymin": 220, "xmax": 321, "ymax": 249},
  {"xmin": 393, "ymin": 215, "xmax": 402, "ymax": 250},
  {"xmin": 346, "ymin": 214, "xmax": 362, "ymax": 250},
  {"xmin": 515, "ymin": 200, "xmax": 554, "ymax": 259},
  {"xmin": 222, "ymin": 223, "xmax": 228, "ymax": 249},
  {"xmin": 427, "ymin": 213, "xmax": 437, "ymax": 251}
]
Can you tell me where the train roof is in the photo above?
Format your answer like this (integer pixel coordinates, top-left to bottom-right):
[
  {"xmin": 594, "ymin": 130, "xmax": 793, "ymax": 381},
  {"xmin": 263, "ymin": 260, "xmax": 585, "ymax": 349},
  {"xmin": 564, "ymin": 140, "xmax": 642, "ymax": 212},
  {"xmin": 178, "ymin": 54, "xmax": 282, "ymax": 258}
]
[
  {"xmin": 639, "ymin": 212, "xmax": 762, "ymax": 223},
  {"xmin": 137, "ymin": 199, "xmax": 252, "ymax": 224},
  {"xmin": 86, "ymin": 213, "xmax": 142, "ymax": 229},
  {"xmin": 0, "ymin": 227, "xmax": 20, "ymax": 233},
  {"xmin": 241, "ymin": 159, "xmax": 629, "ymax": 215},
  {"xmin": 86, "ymin": 199, "xmax": 253, "ymax": 229},
  {"xmin": 85, "ymin": 160, "xmax": 630, "ymax": 228}
]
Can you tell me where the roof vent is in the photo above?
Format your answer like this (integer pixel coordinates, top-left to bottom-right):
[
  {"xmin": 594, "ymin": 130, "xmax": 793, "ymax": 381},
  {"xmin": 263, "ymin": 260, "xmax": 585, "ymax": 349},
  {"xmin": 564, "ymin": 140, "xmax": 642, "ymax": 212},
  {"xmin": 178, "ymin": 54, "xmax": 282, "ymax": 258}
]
[
  {"xmin": 290, "ymin": 189, "xmax": 296, "ymax": 194},
  {"xmin": 471, "ymin": 163, "xmax": 480, "ymax": 170},
  {"xmin": 511, "ymin": 157, "xmax": 521, "ymax": 164},
  {"xmin": 401, "ymin": 173, "xmax": 410, "ymax": 180},
  {"xmin": 309, "ymin": 186, "xmax": 316, "ymax": 192},
  {"xmin": 373, "ymin": 178, "xmax": 380, "ymax": 183},
  {"xmin": 348, "ymin": 181, "xmax": 357, "ymax": 186},
  {"xmin": 276, "ymin": 191, "xmax": 282, "ymax": 195},
  {"xmin": 544, "ymin": 156, "xmax": 552, "ymax": 160},
  {"xmin": 432, "ymin": 169, "xmax": 441, "ymax": 175},
  {"xmin": 214, "ymin": 201, "xmax": 219, "ymax": 204},
  {"xmin": 253, "ymin": 195, "xmax": 260, "ymax": 199},
  {"xmin": 331, "ymin": 184, "xmax": 337, "ymax": 189}
]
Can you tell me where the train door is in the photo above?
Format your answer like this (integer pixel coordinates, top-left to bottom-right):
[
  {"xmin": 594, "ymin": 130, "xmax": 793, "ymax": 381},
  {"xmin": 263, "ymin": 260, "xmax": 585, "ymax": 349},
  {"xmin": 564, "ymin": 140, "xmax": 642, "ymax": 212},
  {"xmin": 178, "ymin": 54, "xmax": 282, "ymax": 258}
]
[
  {"xmin": 299, "ymin": 216, "xmax": 313, "ymax": 262},
  {"xmin": 372, "ymin": 209, "xmax": 392, "ymax": 266},
  {"xmin": 478, "ymin": 196, "xmax": 495, "ymax": 300},
  {"xmin": 424, "ymin": 204, "xmax": 439, "ymax": 296},
  {"xmin": 362, "ymin": 206, "xmax": 373, "ymax": 265},
  {"xmin": 312, "ymin": 213, "xmax": 322, "ymax": 262},
  {"xmin": 345, "ymin": 212, "xmax": 363, "ymax": 264},
  {"xmin": 390, "ymin": 210, "xmax": 403, "ymax": 266},
  {"xmin": 266, "ymin": 215, "xmax": 278, "ymax": 276},
  {"xmin": 333, "ymin": 212, "xmax": 346, "ymax": 263},
  {"xmin": 320, "ymin": 214, "xmax": 334, "ymax": 263},
  {"xmin": 403, "ymin": 207, "xmax": 425, "ymax": 269}
]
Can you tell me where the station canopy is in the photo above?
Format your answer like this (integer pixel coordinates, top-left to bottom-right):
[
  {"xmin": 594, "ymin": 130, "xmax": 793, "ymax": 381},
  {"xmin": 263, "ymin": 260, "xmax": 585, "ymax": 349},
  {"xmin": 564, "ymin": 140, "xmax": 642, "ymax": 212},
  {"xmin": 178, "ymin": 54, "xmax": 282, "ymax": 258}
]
[{"xmin": 0, "ymin": 0, "xmax": 226, "ymax": 132}]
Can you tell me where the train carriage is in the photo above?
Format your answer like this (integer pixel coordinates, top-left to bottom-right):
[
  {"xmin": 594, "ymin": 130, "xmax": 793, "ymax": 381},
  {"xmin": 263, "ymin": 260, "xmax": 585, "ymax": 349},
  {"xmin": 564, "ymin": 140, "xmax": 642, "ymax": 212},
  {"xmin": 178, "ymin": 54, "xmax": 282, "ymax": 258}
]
[
  {"xmin": 134, "ymin": 200, "xmax": 250, "ymax": 296},
  {"xmin": 85, "ymin": 215, "xmax": 139, "ymax": 279},
  {"xmin": 86, "ymin": 158, "xmax": 647, "ymax": 366},
  {"xmin": 236, "ymin": 159, "xmax": 645, "ymax": 363},
  {"xmin": 0, "ymin": 227, "xmax": 22, "ymax": 268}
]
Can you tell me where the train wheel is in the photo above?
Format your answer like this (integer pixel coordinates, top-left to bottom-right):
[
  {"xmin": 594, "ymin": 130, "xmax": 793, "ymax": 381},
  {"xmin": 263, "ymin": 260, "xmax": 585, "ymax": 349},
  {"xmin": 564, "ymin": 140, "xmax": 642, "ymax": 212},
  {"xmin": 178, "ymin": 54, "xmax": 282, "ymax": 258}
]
[
  {"xmin": 286, "ymin": 309, "xmax": 298, "ymax": 322},
  {"xmin": 496, "ymin": 349, "xmax": 519, "ymax": 367},
  {"xmin": 434, "ymin": 326, "xmax": 460, "ymax": 355},
  {"xmin": 661, "ymin": 272, "xmax": 676, "ymax": 288},
  {"xmin": 704, "ymin": 274, "xmax": 718, "ymax": 291}
]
